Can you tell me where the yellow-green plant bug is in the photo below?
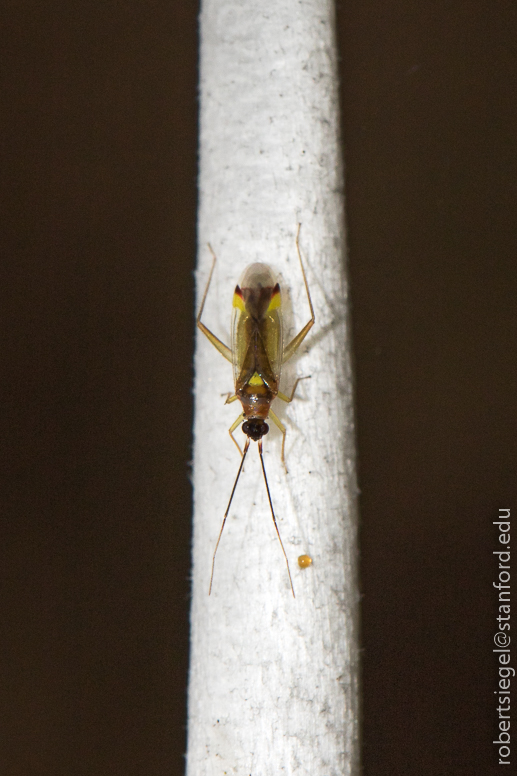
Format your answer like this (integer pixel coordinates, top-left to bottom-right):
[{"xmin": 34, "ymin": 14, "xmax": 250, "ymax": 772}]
[{"xmin": 197, "ymin": 225, "xmax": 315, "ymax": 597}]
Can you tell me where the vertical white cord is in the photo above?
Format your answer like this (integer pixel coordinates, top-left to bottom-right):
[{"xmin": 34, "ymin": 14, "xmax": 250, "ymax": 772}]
[{"xmin": 188, "ymin": 2, "xmax": 359, "ymax": 774}]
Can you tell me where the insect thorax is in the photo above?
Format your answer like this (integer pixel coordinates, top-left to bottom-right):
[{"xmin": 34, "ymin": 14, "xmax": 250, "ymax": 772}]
[{"xmin": 237, "ymin": 382, "xmax": 275, "ymax": 421}]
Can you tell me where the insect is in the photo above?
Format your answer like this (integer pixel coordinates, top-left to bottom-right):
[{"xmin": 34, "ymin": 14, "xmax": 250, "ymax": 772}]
[{"xmin": 197, "ymin": 225, "xmax": 315, "ymax": 596}]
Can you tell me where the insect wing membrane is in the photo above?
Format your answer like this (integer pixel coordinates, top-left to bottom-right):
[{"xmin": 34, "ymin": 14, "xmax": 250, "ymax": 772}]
[{"xmin": 231, "ymin": 263, "xmax": 283, "ymax": 392}]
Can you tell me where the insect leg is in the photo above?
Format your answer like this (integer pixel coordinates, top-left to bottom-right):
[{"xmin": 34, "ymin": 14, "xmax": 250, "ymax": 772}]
[
  {"xmin": 282, "ymin": 224, "xmax": 315, "ymax": 363},
  {"xmin": 197, "ymin": 245, "xmax": 233, "ymax": 362},
  {"xmin": 229, "ymin": 412, "xmax": 245, "ymax": 456},
  {"xmin": 276, "ymin": 375, "xmax": 311, "ymax": 404},
  {"xmin": 268, "ymin": 409, "xmax": 288, "ymax": 471},
  {"xmin": 223, "ymin": 392, "xmax": 239, "ymax": 404},
  {"xmin": 258, "ymin": 439, "xmax": 295, "ymax": 597},
  {"xmin": 209, "ymin": 438, "xmax": 250, "ymax": 595},
  {"xmin": 272, "ymin": 377, "xmax": 311, "ymax": 470}
]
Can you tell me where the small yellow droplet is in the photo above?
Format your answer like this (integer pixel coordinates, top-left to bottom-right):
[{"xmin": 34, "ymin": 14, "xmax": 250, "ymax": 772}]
[{"xmin": 298, "ymin": 554, "xmax": 313, "ymax": 569}]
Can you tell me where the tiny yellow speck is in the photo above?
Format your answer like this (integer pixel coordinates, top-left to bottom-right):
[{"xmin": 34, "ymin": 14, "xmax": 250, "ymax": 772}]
[{"xmin": 298, "ymin": 554, "xmax": 312, "ymax": 568}]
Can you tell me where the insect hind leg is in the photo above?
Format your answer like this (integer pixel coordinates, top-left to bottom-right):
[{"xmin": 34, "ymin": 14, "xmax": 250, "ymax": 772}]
[
  {"xmin": 196, "ymin": 246, "xmax": 233, "ymax": 363},
  {"xmin": 281, "ymin": 225, "xmax": 315, "ymax": 363}
]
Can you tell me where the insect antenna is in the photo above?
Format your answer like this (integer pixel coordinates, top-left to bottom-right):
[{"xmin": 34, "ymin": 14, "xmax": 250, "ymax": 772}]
[
  {"xmin": 258, "ymin": 440, "xmax": 295, "ymax": 598},
  {"xmin": 209, "ymin": 437, "xmax": 251, "ymax": 595}
]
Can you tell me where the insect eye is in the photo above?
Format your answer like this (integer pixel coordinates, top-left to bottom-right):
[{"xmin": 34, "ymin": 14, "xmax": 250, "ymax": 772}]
[{"xmin": 242, "ymin": 420, "xmax": 269, "ymax": 440}]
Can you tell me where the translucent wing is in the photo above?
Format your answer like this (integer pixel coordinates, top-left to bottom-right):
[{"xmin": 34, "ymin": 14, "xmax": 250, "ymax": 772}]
[{"xmin": 231, "ymin": 263, "xmax": 283, "ymax": 394}]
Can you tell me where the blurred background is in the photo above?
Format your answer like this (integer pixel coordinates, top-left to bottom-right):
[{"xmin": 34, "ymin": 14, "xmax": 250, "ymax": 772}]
[{"xmin": 1, "ymin": 1, "xmax": 515, "ymax": 774}]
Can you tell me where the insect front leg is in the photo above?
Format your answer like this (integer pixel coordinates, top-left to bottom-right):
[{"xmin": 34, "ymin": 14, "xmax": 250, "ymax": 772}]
[
  {"xmin": 268, "ymin": 409, "xmax": 288, "ymax": 472},
  {"xmin": 229, "ymin": 413, "xmax": 245, "ymax": 456}
]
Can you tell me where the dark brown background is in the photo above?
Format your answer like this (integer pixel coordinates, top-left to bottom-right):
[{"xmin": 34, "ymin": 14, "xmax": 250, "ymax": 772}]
[{"xmin": 1, "ymin": 1, "xmax": 515, "ymax": 774}]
